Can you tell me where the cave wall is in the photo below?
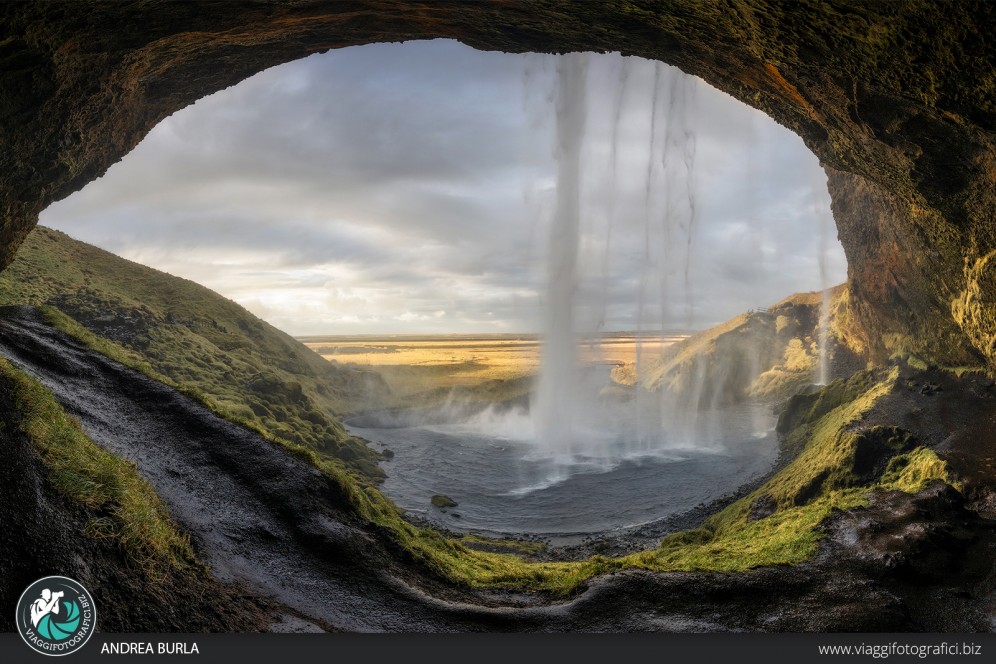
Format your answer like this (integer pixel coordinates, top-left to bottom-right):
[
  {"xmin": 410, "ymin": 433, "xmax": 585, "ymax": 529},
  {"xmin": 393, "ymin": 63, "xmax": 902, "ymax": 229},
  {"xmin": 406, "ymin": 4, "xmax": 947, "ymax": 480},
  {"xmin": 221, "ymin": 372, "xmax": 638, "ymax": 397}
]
[{"xmin": 2, "ymin": 0, "xmax": 994, "ymax": 367}]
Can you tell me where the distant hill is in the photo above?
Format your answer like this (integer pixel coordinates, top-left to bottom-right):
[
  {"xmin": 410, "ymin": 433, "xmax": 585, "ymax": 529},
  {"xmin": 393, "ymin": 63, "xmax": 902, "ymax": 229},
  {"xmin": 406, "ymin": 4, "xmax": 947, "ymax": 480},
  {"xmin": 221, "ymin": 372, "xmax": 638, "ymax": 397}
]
[
  {"xmin": 0, "ymin": 227, "xmax": 387, "ymax": 480},
  {"xmin": 612, "ymin": 286, "xmax": 856, "ymax": 404}
]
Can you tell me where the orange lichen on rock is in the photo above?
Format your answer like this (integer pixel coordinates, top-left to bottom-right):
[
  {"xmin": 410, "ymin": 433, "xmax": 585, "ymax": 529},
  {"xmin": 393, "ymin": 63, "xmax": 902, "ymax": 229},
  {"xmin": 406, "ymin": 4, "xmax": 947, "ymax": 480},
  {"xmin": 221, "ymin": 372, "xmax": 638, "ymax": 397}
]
[{"xmin": 762, "ymin": 62, "xmax": 818, "ymax": 120}]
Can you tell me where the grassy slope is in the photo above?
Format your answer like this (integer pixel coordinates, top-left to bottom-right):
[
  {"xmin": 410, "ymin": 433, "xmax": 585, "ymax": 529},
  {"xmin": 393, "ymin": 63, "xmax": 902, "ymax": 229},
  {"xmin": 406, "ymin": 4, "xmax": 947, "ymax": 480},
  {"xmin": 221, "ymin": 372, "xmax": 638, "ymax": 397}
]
[
  {"xmin": 2, "ymin": 336, "xmax": 954, "ymax": 595},
  {"xmin": 0, "ymin": 227, "xmax": 386, "ymax": 480}
]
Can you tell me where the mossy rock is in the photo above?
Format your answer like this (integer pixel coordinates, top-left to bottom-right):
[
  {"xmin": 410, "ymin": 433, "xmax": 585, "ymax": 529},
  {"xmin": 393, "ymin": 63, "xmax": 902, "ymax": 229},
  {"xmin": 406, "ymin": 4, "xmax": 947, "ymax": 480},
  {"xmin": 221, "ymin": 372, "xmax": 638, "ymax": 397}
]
[{"xmin": 430, "ymin": 494, "xmax": 458, "ymax": 509}]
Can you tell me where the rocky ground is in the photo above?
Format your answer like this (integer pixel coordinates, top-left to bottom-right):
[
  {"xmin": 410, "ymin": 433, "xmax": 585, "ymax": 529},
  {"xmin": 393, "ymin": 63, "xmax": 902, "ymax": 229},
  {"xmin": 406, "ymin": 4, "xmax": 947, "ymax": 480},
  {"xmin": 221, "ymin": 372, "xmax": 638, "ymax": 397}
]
[{"xmin": 0, "ymin": 306, "xmax": 993, "ymax": 632}]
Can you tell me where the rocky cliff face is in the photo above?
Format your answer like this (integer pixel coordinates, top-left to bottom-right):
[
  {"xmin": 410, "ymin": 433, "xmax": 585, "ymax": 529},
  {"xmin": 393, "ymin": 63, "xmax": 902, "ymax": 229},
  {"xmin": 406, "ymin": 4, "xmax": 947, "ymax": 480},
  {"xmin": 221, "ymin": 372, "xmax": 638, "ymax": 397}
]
[{"xmin": 1, "ymin": 1, "xmax": 994, "ymax": 368}]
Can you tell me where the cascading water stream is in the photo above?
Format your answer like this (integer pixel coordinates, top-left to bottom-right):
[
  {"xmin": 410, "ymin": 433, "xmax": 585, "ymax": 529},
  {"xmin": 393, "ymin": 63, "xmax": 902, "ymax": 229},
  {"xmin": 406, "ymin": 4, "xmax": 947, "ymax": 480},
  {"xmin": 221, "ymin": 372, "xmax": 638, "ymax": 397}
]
[
  {"xmin": 532, "ymin": 52, "xmax": 589, "ymax": 461},
  {"xmin": 633, "ymin": 62, "xmax": 663, "ymax": 454},
  {"xmin": 529, "ymin": 54, "xmax": 709, "ymax": 464}
]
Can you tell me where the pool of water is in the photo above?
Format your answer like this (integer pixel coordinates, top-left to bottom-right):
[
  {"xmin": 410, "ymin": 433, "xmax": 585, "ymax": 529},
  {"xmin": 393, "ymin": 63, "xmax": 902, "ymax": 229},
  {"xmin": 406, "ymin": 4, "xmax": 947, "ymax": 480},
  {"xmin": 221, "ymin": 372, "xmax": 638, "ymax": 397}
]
[{"xmin": 348, "ymin": 402, "xmax": 779, "ymax": 537}]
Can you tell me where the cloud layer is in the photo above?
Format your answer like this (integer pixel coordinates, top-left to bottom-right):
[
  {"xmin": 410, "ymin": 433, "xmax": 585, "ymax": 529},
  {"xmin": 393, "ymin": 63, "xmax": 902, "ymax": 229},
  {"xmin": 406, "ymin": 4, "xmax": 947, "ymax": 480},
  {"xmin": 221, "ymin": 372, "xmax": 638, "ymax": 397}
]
[{"xmin": 40, "ymin": 40, "xmax": 847, "ymax": 336}]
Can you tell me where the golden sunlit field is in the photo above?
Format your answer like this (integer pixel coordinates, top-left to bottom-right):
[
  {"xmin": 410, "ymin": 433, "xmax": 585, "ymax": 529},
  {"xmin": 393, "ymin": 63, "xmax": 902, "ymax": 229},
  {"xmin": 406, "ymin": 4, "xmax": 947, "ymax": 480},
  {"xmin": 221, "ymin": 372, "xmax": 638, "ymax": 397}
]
[{"xmin": 299, "ymin": 334, "xmax": 687, "ymax": 399}]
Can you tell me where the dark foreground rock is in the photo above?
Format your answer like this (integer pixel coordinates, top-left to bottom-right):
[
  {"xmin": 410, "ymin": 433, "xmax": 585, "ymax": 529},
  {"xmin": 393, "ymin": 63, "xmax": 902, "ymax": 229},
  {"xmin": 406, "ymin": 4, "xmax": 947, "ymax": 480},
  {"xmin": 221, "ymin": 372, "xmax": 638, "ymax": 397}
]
[
  {"xmin": 0, "ymin": 306, "xmax": 993, "ymax": 632},
  {"xmin": 823, "ymin": 484, "xmax": 996, "ymax": 631}
]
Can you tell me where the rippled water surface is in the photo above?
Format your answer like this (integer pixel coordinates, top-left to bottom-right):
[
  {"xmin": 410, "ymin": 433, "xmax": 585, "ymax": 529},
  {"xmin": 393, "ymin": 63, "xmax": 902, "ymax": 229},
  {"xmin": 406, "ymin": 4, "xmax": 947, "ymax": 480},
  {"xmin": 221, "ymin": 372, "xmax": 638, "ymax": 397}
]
[{"xmin": 349, "ymin": 404, "xmax": 779, "ymax": 536}]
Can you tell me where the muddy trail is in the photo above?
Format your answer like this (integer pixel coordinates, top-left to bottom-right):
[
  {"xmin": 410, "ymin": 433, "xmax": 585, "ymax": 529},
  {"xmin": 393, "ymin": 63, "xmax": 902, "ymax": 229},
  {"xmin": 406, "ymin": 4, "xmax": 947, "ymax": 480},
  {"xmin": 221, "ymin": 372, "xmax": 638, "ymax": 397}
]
[{"xmin": 0, "ymin": 306, "xmax": 993, "ymax": 632}]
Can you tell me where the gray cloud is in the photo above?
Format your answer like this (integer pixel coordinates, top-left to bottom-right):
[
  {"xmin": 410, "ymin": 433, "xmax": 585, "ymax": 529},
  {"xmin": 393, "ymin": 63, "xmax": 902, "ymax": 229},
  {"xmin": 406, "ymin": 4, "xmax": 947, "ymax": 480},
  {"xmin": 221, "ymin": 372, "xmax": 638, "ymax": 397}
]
[{"xmin": 41, "ymin": 40, "xmax": 846, "ymax": 336}]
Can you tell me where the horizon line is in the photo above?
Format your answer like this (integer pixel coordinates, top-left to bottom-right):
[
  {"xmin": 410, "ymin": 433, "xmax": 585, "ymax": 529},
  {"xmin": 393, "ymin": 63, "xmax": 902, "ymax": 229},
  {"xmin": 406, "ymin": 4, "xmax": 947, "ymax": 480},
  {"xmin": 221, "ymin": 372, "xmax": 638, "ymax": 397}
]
[{"xmin": 293, "ymin": 329, "xmax": 702, "ymax": 341}]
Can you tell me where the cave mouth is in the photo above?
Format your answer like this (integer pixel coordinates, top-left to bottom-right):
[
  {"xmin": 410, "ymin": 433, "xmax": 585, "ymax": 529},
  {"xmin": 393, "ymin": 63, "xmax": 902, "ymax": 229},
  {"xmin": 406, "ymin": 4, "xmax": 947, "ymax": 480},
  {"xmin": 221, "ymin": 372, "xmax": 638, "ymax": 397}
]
[{"xmin": 38, "ymin": 40, "xmax": 846, "ymax": 540}]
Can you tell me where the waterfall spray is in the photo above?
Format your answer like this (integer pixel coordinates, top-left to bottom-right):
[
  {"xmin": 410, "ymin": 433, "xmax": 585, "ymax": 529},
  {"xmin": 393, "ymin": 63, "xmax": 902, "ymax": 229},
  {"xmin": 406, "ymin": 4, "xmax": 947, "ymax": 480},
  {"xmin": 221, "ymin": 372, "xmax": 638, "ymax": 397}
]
[
  {"xmin": 657, "ymin": 68, "xmax": 699, "ymax": 443},
  {"xmin": 593, "ymin": 56, "xmax": 631, "ymax": 333}
]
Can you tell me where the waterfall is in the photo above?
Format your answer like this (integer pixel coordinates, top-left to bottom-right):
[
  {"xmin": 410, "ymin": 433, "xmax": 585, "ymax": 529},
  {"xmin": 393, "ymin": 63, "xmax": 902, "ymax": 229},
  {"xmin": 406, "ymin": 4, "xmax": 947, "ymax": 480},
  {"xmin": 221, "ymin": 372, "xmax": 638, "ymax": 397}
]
[
  {"xmin": 529, "ymin": 53, "xmax": 705, "ymax": 463},
  {"xmin": 532, "ymin": 53, "xmax": 589, "ymax": 460},
  {"xmin": 633, "ymin": 62, "xmax": 663, "ymax": 453}
]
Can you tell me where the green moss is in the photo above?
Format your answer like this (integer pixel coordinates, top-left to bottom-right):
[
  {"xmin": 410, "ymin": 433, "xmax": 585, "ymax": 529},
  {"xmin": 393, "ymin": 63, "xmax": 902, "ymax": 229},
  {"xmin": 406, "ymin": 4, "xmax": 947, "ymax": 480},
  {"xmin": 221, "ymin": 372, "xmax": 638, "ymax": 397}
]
[
  {"xmin": 943, "ymin": 365, "xmax": 986, "ymax": 378},
  {"xmin": 634, "ymin": 489, "xmax": 867, "ymax": 572},
  {"xmin": 776, "ymin": 370, "xmax": 876, "ymax": 449},
  {"xmin": 880, "ymin": 447, "xmax": 960, "ymax": 494},
  {"xmin": 951, "ymin": 250, "xmax": 996, "ymax": 374},
  {"xmin": 830, "ymin": 287, "xmax": 869, "ymax": 359},
  {"xmin": 457, "ymin": 534, "xmax": 547, "ymax": 556},
  {"xmin": 345, "ymin": 365, "xmax": 958, "ymax": 594},
  {"xmin": 782, "ymin": 337, "xmax": 815, "ymax": 372},
  {"xmin": 0, "ymin": 358, "xmax": 195, "ymax": 576},
  {"xmin": 18, "ymin": 311, "xmax": 960, "ymax": 595},
  {"xmin": 626, "ymin": 367, "xmax": 954, "ymax": 577},
  {"xmin": 39, "ymin": 296, "xmax": 958, "ymax": 593}
]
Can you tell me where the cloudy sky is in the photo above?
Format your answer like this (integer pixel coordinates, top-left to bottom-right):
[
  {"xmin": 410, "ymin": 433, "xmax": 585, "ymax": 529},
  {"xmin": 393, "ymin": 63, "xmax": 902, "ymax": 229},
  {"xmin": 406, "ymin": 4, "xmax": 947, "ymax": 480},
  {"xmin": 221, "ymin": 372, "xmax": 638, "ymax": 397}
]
[{"xmin": 40, "ymin": 39, "xmax": 846, "ymax": 336}]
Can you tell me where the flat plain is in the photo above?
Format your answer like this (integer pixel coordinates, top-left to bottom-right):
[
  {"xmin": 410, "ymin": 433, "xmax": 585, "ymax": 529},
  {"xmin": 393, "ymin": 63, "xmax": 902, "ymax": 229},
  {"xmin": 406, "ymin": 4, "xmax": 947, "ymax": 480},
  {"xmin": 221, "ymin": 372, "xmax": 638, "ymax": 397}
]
[{"xmin": 300, "ymin": 334, "xmax": 687, "ymax": 397}]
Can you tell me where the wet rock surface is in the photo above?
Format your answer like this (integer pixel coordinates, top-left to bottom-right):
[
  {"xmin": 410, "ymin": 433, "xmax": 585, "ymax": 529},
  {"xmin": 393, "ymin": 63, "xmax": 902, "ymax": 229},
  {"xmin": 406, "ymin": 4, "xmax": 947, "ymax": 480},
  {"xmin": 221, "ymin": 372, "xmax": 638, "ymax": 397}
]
[
  {"xmin": 0, "ymin": 306, "xmax": 490, "ymax": 632},
  {"xmin": 868, "ymin": 366, "xmax": 996, "ymax": 520},
  {"xmin": 822, "ymin": 485, "xmax": 996, "ymax": 631},
  {"xmin": 0, "ymin": 351, "xmax": 275, "ymax": 633},
  {"xmin": 0, "ymin": 306, "xmax": 993, "ymax": 632}
]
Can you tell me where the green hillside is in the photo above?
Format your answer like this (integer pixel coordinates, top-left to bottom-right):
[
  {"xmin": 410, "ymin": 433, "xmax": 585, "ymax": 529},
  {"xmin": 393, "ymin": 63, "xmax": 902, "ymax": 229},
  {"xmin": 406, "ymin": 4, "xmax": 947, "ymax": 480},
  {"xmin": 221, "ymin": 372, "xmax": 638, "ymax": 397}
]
[{"xmin": 0, "ymin": 227, "xmax": 387, "ymax": 480}]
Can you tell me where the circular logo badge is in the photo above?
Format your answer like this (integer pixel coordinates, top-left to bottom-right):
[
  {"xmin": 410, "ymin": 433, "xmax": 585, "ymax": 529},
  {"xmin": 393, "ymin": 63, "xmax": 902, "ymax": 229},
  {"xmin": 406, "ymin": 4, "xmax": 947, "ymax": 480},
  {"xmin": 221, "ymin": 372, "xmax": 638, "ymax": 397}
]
[{"xmin": 15, "ymin": 576, "xmax": 97, "ymax": 656}]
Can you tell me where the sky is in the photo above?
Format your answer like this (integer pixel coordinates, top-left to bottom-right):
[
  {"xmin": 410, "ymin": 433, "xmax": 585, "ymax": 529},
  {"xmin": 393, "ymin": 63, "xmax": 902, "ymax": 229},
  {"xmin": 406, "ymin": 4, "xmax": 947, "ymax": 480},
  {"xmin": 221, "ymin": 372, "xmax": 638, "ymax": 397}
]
[{"xmin": 40, "ymin": 39, "xmax": 847, "ymax": 336}]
